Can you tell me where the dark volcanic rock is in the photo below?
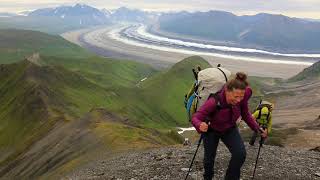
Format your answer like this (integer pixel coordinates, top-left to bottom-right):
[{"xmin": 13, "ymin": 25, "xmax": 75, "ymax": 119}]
[
  {"xmin": 310, "ymin": 146, "xmax": 320, "ymax": 152},
  {"xmin": 64, "ymin": 143, "xmax": 320, "ymax": 180}
]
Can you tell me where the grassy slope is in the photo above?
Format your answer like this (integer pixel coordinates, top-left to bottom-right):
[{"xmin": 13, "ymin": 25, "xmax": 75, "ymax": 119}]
[
  {"xmin": 138, "ymin": 56, "xmax": 280, "ymax": 128},
  {"xmin": 42, "ymin": 56, "xmax": 156, "ymax": 88},
  {"xmin": 0, "ymin": 53, "xmax": 160, "ymax": 147},
  {"xmin": 0, "ymin": 29, "xmax": 92, "ymax": 64},
  {"xmin": 0, "ymin": 58, "xmax": 184, "ymax": 178},
  {"xmin": 0, "ymin": 29, "xmax": 180, "ymax": 174},
  {"xmin": 140, "ymin": 56, "xmax": 212, "ymax": 127},
  {"xmin": 247, "ymin": 76, "xmax": 282, "ymax": 109},
  {"xmin": 37, "ymin": 56, "xmax": 214, "ymax": 131},
  {"xmin": 41, "ymin": 56, "xmax": 165, "ymax": 129},
  {"xmin": 288, "ymin": 60, "xmax": 320, "ymax": 82}
]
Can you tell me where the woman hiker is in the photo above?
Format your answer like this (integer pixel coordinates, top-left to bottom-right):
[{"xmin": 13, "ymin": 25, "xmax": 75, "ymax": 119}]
[
  {"xmin": 249, "ymin": 101, "xmax": 273, "ymax": 146},
  {"xmin": 192, "ymin": 72, "xmax": 268, "ymax": 180}
]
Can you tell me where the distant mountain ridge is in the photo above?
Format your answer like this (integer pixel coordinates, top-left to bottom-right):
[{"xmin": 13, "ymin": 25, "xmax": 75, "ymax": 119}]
[
  {"xmin": 158, "ymin": 11, "xmax": 320, "ymax": 53},
  {"xmin": 110, "ymin": 7, "xmax": 159, "ymax": 23},
  {"xmin": 29, "ymin": 4, "xmax": 109, "ymax": 26},
  {"xmin": 28, "ymin": 4, "xmax": 158, "ymax": 24},
  {"xmin": 0, "ymin": 4, "xmax": 160, "ymax": 34},
  {"xmin": 0, "ymin": 12, "xmax": 17, "ymax": 17}
]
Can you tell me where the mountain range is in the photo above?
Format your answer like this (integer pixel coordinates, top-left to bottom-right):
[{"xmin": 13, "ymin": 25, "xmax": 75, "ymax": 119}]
[
  {"xmin": 158, "ymin": 11, "xmax": 320, "ymax": 53},
  {"xmin": 0, "ymin": 4, "xmax": 160, "ymax": 34},
  {"xmin": 29, "ymin": 4, "xmax": 109, "ymax": 26},
  {"xmin": 1, "ymin": 3, "xmax": 320, "ymax": 54}
]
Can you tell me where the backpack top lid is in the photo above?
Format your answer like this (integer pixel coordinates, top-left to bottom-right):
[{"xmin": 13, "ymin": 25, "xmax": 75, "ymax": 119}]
[
  {"xmin": 258, "ymin": 100, "xmax": 274, "ymax": 112},
  {"xmin": 260, "ymin": 106, "xmax": 270, "ymax": 114},
  {"xmin": 196, "ymin": 67, "xmax": 232, "ymax": 109},
  {"xmin": 197, "ymin": 67, "xmax": 231, "ymax": 84},
  {"xmin": 261, "ymin": 100, "xmax": 272, "ymax": 105},
  {"xmin": 261, "ymin": 100, "xmax": 274, "ymax": 108}
]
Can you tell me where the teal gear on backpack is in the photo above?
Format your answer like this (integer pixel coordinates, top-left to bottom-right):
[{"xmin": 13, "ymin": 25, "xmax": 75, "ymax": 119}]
[{"xmin": 186, "ymin": 94, "xmax": 197, "ymax": 121}]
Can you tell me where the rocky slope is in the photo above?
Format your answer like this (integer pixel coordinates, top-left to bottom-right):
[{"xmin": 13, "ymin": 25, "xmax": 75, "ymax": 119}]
[
  {"xmin": 63, "ymin": 143, "xmax": 320, "ymax": 180},
  {"xmin": 263, "ymin": 62, "xmax": 320, "ymax": 150}
]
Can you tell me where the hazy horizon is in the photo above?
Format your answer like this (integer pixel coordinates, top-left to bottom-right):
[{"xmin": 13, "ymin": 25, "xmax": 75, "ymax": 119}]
[{"xmin": 0, "ymin": 0, "xmax": 320, "ymax": 19}]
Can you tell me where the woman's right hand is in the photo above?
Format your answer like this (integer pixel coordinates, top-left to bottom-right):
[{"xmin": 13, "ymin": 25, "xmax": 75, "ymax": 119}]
[
  {"xmin": 259, "ymin": 128, "xmax": 268, "ymax": 138},
  {"xmin": 199, "ymin": 122, "xmax": 209, "ymax": 132}
]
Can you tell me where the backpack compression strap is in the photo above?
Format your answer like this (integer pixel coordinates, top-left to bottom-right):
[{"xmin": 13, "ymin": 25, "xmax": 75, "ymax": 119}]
[{"xmin": 217, "ymin": 67, "xmax": 228, "ymax": 82}]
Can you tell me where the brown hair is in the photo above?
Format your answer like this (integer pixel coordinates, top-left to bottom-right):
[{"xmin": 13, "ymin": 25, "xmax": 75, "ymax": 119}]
[{"xmin": 226, "ymin": 72, "xmax": 249, "ymax": 91}]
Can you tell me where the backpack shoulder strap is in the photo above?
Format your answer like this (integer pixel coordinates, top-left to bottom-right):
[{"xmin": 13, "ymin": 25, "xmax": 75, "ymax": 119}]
[
  {"xmin": 208, "ymin": 92, "xmax": 222, "ymax": 108},
  {"xmin": 266, "ymin": 111, "xmax": 271, "ymax": 123},
  {"xmin": 207, "ymin": 92, "xmax": 232, "ymax": 122},
  {"xmin": 257, "ymin": 108, "xmax": 262, "ymax": 119}
]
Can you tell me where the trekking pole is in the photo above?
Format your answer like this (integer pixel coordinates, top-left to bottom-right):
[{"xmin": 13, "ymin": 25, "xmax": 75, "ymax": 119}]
[
  {"xmin": 252, "ymin": 136, "xmax": 264, "ymax": 180},
  {"xmin": 184, "ymin": 133, "xmax": 203, "ymax": 180}
]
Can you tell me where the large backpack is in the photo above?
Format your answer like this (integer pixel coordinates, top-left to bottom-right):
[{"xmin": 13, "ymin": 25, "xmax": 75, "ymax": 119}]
[
  {"xmin": 184, "ymin": 64, "xmax": 232, "ymax": 121},
  {"xmin": 255, "ymin": 100, "xmax": 273, "ymax": 123}
]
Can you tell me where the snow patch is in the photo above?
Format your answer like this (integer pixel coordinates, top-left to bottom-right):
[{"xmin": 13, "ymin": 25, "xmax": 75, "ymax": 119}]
[
  {"xmin": 140, "ymin": 77, "xmax": 147, "ymax": 82},
  {"xmin": 177, "ymin": 127, "xmax": 196, "ymax": 134}
]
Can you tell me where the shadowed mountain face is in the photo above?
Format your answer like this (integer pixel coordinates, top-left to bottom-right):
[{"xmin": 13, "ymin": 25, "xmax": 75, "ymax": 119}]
[
  {"xmin": 158, "ymin": 11, "xmax": 320, "ymax": 53},
  {"xmin": 0, "ymin": 59, "xmax": 110, "ymax": 160}
]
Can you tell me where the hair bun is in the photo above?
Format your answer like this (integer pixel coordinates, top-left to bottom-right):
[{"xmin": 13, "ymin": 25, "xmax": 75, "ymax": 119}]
[{"xmin": 236, "ymin": 72, "xmax": 247, "ymax": 82}]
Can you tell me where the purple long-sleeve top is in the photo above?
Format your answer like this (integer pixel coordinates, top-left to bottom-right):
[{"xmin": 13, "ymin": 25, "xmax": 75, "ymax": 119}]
[{"xmin": 192, "ymin": 86, "xmax": 260, "ymax": 133}]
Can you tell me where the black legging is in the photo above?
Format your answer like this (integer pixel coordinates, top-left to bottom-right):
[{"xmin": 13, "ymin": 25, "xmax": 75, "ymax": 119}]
[{"xmin": 203, "ymin": 127, "xmax": 246, "ymax": 180}]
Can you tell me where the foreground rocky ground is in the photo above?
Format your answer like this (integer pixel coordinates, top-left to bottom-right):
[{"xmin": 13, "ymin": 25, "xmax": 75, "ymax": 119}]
[{"xmin": 63, "ymin": 143, "xmax": 320, "ymax": 180}]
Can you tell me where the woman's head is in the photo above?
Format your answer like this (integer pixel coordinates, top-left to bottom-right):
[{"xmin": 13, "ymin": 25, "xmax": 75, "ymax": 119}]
[{"xmin": 225, "ymin": 72, "xmax": 249, "ymax": 105}]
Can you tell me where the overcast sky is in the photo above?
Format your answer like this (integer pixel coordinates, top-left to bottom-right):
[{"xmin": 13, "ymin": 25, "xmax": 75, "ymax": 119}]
[{"xmin": 1, "ymin": 0, "xmax": 320, "ymax": 19}]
